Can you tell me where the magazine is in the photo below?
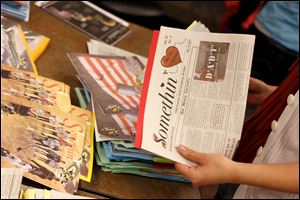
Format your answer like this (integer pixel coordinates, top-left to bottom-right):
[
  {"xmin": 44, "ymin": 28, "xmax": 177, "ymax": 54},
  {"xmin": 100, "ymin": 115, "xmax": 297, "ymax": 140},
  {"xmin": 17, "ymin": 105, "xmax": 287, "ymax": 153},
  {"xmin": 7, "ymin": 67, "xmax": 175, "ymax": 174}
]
[
  {"xmin": 1, "ymin": 1, "xmax": 30, "ymax": 22},
  {"xmin": 68, "ymin": 53, "xmax": 144, "ymax": 142},
  {"xmin": 40, "ymin": 1, "xmax": 131, "ymax": 45},
  {"xmin": 135, "ymin": 26, "xmax": 255, "ymax": 166},
  {"xmin": 1, "ymin": 16, "xmax": 37, "ymax": 74},
  {"xmin": 66, "ymin": 106, "xmax": 95, "ymax": 182},
  {"xmin": 1, "ymin": 94, "xmax": 87, "ymax": 193},
  {"xmin": 1, "ymin": 64, "xmax": 71, "ymax": 112}
]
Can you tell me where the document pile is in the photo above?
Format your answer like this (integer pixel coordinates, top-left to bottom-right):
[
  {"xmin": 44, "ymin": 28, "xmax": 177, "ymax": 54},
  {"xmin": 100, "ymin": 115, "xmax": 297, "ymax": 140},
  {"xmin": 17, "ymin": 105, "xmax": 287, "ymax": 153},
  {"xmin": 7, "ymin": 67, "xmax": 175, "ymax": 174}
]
[
  {"xmin": 1, "ymin": 18, "xmax": 94, "ymax": 194},
  {"xmin": 69, "ymin": 39, "xmax": 188, "ymax": 182}
]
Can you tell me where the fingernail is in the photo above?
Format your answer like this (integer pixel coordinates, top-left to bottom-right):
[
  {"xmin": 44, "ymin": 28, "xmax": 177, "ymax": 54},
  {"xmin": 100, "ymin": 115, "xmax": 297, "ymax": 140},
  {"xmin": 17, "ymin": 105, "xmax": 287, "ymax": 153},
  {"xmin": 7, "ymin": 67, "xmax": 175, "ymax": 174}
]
[{"xmin": 178, "ymin": 145, "xmax": 186, "ymax": 151}]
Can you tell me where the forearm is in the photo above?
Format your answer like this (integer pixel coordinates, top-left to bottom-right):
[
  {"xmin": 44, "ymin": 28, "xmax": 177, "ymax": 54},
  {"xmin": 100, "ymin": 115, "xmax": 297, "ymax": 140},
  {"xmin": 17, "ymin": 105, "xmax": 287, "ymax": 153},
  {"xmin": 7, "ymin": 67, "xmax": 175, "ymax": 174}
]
[{"xmin": 231, "ymin": 162, "xmax": 299, "ymax": 193}]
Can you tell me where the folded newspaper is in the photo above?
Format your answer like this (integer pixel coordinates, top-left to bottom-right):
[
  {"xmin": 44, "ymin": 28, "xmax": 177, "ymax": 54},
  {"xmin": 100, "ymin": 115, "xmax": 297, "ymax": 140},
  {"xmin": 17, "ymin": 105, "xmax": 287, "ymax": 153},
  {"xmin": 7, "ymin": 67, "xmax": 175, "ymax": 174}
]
[{"xmin": 135, "ymin": 25, "xmax": 255, "ymax": 166}]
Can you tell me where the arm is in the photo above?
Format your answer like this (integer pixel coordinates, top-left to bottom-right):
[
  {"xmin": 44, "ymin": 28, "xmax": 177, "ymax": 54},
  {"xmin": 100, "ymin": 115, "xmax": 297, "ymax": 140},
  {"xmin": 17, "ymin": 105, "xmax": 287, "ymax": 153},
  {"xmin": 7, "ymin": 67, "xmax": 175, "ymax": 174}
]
[{"xmin": 175, "ymin": 145, "xmax": 299, "ymax": 193}]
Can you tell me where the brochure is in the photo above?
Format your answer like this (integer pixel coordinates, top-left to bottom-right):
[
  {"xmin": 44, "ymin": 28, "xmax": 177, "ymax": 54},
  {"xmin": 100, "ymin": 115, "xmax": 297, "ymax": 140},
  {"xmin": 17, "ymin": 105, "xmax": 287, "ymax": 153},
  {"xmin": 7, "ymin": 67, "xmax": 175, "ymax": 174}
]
[{"xmin": 135, "ymin": 26, "xmax": 255, "ymax": 166}]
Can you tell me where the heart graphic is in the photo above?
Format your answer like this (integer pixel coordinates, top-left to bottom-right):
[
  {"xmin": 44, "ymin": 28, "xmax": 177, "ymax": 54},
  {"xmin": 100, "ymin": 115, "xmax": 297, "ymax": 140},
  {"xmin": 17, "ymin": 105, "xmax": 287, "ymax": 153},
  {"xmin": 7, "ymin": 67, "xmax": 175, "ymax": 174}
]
[{"xmin": 161, "ymin": 46, "xmax": 182, "ymax": 68}]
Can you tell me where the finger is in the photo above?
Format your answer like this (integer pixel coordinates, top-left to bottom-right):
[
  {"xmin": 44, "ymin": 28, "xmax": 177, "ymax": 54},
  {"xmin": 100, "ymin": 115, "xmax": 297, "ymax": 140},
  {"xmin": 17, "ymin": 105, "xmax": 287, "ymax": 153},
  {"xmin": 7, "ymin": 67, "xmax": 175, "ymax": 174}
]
[
  {"xmin": 177, "ymin": 145, "xmax": 207, "ymax": 163},
  {"xmin": 248, "ymin": 77, "xmax": 261, "ymax": 92},
  {"xmin": 175, "ymin": 162, "xmax": 196, "ymax": 179}
]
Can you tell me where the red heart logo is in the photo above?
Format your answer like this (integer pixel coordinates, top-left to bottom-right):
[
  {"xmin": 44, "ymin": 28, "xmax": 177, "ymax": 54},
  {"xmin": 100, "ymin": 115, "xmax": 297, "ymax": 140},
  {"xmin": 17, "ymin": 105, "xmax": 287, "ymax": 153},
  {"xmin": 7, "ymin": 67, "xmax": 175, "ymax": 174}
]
[{"xmin": 161, "ymin": 46, "xmax": 182, "ymax": 68}]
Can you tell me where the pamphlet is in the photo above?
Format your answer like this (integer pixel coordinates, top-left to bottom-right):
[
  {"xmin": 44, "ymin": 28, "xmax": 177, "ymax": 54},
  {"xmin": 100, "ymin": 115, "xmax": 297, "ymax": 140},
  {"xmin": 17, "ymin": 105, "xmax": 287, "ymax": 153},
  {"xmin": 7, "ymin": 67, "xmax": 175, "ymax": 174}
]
[
  {"xmin": 1, "ymin": 16, "xmax": 37, "ymax": 74},
  {"xmin": 135, "ymin": 26, "xmax": 255, "ymax": 166},
  {"xmin": 40, "ymin": 1, "xmax": 131, "ymax": 45},
  {"xmin": 1, "ymin": 94, "xmax": 87, "ymax": 193}
]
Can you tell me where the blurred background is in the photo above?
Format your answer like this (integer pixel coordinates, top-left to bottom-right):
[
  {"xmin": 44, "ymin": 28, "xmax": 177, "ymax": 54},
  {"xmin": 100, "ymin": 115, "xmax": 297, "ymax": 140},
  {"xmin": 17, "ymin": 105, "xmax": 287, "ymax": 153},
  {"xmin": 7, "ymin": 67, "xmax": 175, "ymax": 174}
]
[{"xmin": 94, "ymin": 1, "xmax": 225, "ymax": 32}]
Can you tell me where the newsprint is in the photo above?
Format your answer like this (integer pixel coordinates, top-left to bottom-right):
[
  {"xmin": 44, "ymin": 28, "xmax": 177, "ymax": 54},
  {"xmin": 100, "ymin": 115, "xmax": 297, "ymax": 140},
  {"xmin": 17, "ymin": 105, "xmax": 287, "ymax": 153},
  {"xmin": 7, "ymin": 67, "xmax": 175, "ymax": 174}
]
[{"xmin": 136, "ymin": 26, "xmax": 255, "ymax": 166}]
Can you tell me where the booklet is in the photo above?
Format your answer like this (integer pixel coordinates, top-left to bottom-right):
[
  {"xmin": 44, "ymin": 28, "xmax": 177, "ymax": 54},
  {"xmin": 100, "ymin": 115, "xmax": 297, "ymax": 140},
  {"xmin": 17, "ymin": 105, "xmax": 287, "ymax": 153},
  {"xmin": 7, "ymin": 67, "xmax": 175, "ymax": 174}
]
[
  {"xmin": 66, "ymin": 106, "xmax": 95, "ymax": 182},
  {"xmin": 39, "ymin": 1, "xmax": 131, "ymax": 45},
  {"xmin": 1, "ymin": 16, "xmax": 37, "ymax": 75},
  {"xmin": 68, "ymin": 53, "xmax": 144, "ymax": 142},
  {"xmin": 135, "ymin": 26, "xmax": 255, "ymax": 166},
  {"xmin": 1, "ymin": 94, "xmax": 87, "ymax": 193},
  {"xmin": 1, "ymin": 64, "xmax": 71, "ymax": 112}
]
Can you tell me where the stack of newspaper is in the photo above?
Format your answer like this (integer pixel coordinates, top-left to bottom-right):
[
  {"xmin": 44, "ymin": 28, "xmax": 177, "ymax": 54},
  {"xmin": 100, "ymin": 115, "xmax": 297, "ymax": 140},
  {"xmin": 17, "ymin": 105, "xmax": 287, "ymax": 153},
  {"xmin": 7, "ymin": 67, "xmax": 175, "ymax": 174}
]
[{"xmin": 68, "ymin": 39, "xmax": 189, "ymax": 182}]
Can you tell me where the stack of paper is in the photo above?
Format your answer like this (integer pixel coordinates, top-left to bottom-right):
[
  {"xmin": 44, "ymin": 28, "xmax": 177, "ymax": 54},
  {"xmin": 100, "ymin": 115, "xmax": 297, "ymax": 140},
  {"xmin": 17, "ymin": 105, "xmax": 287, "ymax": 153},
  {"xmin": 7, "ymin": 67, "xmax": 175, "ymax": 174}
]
[
  {"xmin": 1, "ymin": 1, "xmax": 30, "ymax": 22},
  {"xmin": 68, "ymin": 40, "xmax": 189, "ymax": 182},
  {"xmin": 1, "ymin": 65, "xmax": 95, "ymax": 194}
]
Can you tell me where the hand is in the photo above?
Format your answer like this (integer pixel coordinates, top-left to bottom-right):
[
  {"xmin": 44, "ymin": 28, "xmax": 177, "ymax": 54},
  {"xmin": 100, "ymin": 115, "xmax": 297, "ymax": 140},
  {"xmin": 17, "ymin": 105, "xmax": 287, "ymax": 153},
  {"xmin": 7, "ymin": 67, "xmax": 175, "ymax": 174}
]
[
  {"xmin": 175, "ymin": 145, "xmax": 236, "ymax": 186},
  {"xmin": 247, "ymin": 77, "xmax": 277, "ymax": 105}
]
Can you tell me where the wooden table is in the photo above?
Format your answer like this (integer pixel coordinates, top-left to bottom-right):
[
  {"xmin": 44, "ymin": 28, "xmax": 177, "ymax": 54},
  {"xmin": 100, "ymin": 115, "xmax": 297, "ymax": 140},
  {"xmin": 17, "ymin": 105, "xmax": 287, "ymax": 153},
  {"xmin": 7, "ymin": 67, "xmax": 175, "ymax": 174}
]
[{"xmin": 17, "ymin": 4, "xmax": 201, "ymax": 199}]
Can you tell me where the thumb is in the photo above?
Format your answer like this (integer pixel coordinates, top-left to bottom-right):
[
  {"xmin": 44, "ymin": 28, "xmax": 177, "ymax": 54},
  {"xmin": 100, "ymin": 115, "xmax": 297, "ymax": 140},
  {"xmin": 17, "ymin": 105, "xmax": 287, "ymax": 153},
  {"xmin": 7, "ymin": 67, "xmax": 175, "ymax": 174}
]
[{"xmin": 177, "ymin": 145, "xmax": 208, "ymax": 164}]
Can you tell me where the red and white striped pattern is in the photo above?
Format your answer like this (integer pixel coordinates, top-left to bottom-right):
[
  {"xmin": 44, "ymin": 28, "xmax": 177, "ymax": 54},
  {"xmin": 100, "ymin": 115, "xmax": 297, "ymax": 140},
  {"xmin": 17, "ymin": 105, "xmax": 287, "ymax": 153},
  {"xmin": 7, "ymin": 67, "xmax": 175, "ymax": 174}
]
[
  {"xmin": 111, "ymin": 114, "xmax": 137, "ymax": 136},
  {"xmin": 78, "ymin": 56, "xmax": 140, "ymax": 110}
]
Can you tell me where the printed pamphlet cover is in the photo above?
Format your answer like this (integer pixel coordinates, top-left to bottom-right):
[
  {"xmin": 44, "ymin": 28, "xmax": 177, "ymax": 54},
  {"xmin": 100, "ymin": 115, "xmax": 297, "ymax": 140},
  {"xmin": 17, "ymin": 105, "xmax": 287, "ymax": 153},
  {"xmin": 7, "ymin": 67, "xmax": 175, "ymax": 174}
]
[
  {"xmin": 1, "ymin": 16, "xmax": 37, "ymax": 75},
  {"xmin": 68, "ymin": 53, "xmax": 144, "ymax": 142},
  {"xmin": 1, "ymin": 94, "xmax": 87, "ymax": 193},
  {"xmin": 135, "ymin": 26, "xmax": 255, "ymax": 166}
]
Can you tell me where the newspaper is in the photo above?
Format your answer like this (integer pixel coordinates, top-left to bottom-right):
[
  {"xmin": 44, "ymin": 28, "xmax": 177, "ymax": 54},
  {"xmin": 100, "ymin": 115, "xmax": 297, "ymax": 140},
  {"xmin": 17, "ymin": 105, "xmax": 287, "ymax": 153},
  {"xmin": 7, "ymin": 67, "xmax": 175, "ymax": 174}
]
[{"xmin": 136, "ymin": 25, "xmax": 255, "ymax": 166}]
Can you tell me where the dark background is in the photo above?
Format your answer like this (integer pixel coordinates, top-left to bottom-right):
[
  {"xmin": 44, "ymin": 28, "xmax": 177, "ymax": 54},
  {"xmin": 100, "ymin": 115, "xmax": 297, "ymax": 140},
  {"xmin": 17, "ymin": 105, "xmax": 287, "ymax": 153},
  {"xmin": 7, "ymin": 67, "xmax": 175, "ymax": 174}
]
[{"xmin": 93, "ymin": 1, "xmax": 225, "ymax": 31}]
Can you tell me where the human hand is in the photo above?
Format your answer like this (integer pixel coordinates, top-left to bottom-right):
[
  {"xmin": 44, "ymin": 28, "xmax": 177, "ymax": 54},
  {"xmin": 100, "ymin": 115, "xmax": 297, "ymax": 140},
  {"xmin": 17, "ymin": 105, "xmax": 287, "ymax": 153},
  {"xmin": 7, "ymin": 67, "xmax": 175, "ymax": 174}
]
[
  {"xmin": 175, "ymin": 145, "xmax": 236, "ymax": 186},
  {"xmin": 247, "ymin": 77, "xmax": 277, "ymax": 105}
]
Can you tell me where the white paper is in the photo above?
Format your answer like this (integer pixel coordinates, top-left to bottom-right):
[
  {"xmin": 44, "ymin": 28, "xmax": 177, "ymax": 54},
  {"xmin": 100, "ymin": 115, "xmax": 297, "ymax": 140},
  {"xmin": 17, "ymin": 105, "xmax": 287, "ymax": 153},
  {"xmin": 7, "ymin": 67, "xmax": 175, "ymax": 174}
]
[{"xmin": 140, "ymin": 26, "xmax": 255, "ymax": 166}]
